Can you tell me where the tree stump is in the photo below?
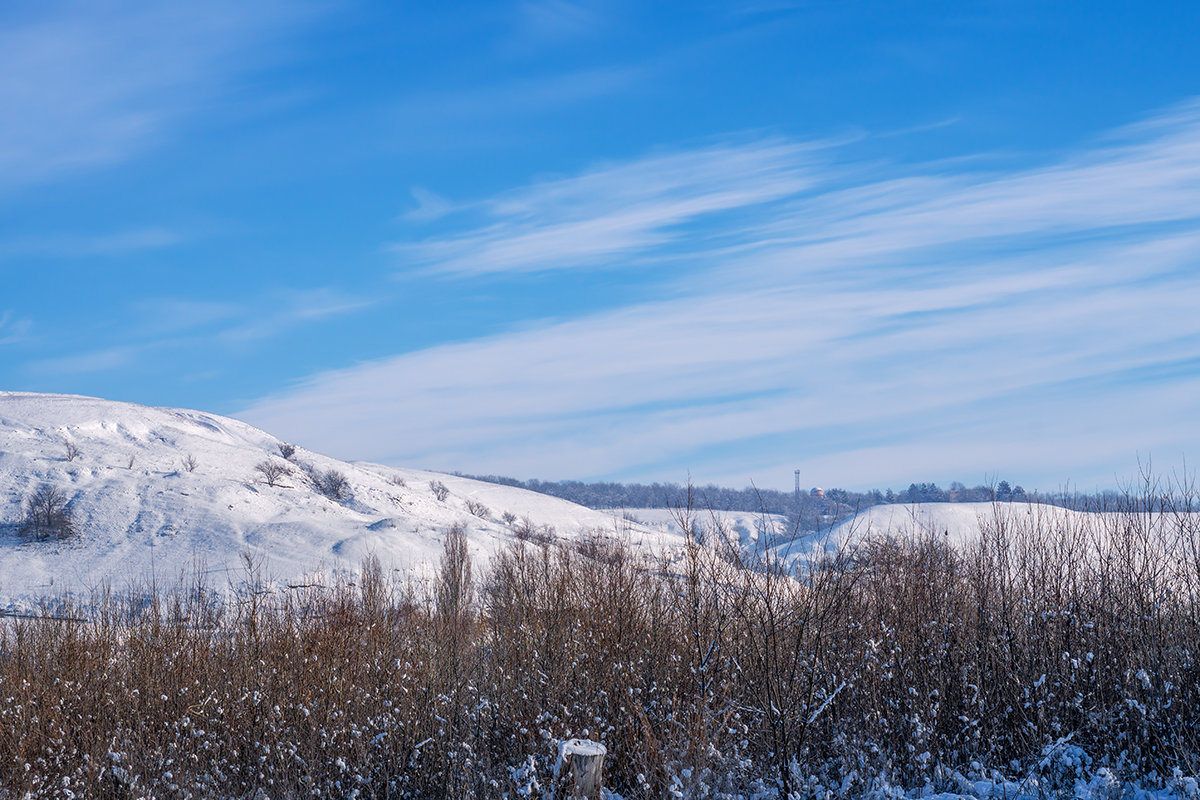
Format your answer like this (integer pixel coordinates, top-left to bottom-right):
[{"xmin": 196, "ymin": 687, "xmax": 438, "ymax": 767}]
[{"xmin": 555, "ymin": 738, "xmax": 606, "ymax": 799}]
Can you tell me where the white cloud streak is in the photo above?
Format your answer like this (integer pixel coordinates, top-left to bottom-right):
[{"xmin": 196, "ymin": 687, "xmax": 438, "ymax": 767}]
[
  {"xmin": 515, "ymin": 0, "xmax": 604, "ymax": 47},
  {"xmin": 33, "ymin": 344, "xmax": 144, "ymax": 375},
  {"xmin": 396, "ymin": 141, "xmax": 820, "ymax": 276},
  {"xmin": 0, "ymin": 311, "xmax": 32, "ymax": 346},
  {"xmin": 29, "ymin": 287, "xmax": 374, "ymax": 375},
  {"xmin": 389, "ymin": 65, "xmax": 640, "ymax": 146},
  {"xmin": 242, "ymin": 101, "xmax": 1200, "ymax": 490},
  {"xmin": 0, "ymin": 228, "xmax": 183, "ymax": 261},
  {"xmin": 0, "ymin": 0, "xmax": 321, "ymax": 191},
  {"xmin": 215, "ymin": 289, "xmax": 377, "ymax": 342}
]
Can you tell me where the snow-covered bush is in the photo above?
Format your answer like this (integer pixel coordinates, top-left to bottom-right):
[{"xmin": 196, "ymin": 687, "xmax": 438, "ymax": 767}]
[{"xmin": 1033, "ymin": 737, "xmax": 1093, "ymax": 795}]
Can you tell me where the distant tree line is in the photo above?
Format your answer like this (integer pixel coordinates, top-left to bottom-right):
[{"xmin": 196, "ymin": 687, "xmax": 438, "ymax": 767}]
[
  {"xmin": 460, "ymin": 473, "xmax": 1115, "ymax": 531},
  {"xmin": 459, "ymin": 475, "xmax": 802, "ymax": 515}
]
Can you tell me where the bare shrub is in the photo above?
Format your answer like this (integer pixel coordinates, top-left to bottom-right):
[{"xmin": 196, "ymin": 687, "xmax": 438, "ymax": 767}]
[
  {"xmin": 312, "ymin": 468, "xmax": 349, "ymax": 501},
  {"xmin": 389, "ymin": 474, "xmax": 406, "ymax": 487},
  {"xmin": 464, "ymin": 498, "xmax": 490, "ymax": 519},
  {"xmin": 278, "ymin": 442, "xmax": 297, "ymax": 461},
  {"xmin": 296, "ymin": 461, "xmax": 349, "ymax": 501},
  {"xmin": 18, "ymin": 484, "xmax": 77, "ymax": 540},
  {"xmin": 254, "ymin": 459, "xmax": 290, "ymax": 487},
  {"xmin": 182, "ymin": 453, "xmax": 199, "ymax": 473},
  {"xmin": 1, "ymin": 476, "xmax": 1198, "ymax": 797},
  {"xmin": 512, "ymin": 515, "xmax": 555, "ymax": 544},
  {"xmin": 429, "ymin": 480, "xmax": 450, "ymax": 502},
  {"xmin": 63, "ymin": 441, "xmax": 80, "ymax": 462},
  {"xmin": 501, "ymin": 510, "xmax": 517, "ymax": 526}
]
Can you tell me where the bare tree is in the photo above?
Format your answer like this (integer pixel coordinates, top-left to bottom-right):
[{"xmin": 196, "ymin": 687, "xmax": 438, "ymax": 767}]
[
  {"xmin": 63, "ymin": 441, "xmax": 80, "ymax": 462},
  {"xmin": 19, "ymin": 484, "xmax": 77, "ymax": 540},
  {"xmin": 182, "ymin": 453, "xmax": 199, "ymax": 473},
  {"xmin": 255, "ymin": 460, "xmax": 291, "ymax": 487},
  {"xmin": 464, "ymin": 498, "xmax": 490, "ymax": 519},
  {"xmin": 436, "ymin": 522, "xmax": 473, "ymax": 623},
  {"xmin": 429, "ymin": 480, "xmax": 450, "ymax": 502}
]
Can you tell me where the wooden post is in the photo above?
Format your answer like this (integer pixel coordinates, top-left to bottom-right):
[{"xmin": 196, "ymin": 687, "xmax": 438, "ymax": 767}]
[{"xmin": 555, "ymin": 738, "xmax": 606, "ymax": 799}]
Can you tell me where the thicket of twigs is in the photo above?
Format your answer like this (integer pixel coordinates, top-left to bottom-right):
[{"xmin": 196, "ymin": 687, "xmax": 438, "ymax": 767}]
[{"xmin": 2, "ymin": 481, "xmax": 1200, "ymax": 799}]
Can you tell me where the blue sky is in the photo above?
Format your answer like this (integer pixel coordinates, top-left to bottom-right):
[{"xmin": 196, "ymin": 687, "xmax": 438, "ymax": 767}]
[{"xmin": 4, "ymin": 1, "xmax": 1200, "ymax": 492}]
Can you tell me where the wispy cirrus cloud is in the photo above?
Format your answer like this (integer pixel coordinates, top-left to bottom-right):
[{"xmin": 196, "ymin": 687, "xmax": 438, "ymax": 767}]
[
  {"xmin": 404, "ymin": 187, "xmax": 458, "ymax": 223},
  {"xmin": 29, "ymin": 287, "xmax": 375, "ymax": 376},
  {"xmin": 31, "ymin": 344, "xmax": 145, "ymax": 375},
  {"xmin": 243, "ymin": 100, "xmax": 1200, "ymax": 490},
  {"xmin": 514, "ymin": 0, "xmax": 604, "ymax": 47},
  {"xmin": 389, "ymin": 65, "xmax": 641, "ymax": 148},
  {"xmin": 215, "ymin": 288, "xmax": 377, "ymax": 342},
  {"xmin": 727, "ymin": 101, "xmax": 1200, "ymax": 285},
  {"xmin": 129, "ymin": 298, "xmax": 243, "ymax": 336},
  {"xmin": 395, "ymin": 140, "xmax": 821, "ymax": 276},
  {"xmin": 0, "ymin": 228, "xmax": 183, "ymax": 262},
  {"xmin": 0, "ymin": 312, "xmax": 32, "ymax": 346},
  {"xmin": 0, "ymin": 0, "xmax": 323, "ymax": 192}
]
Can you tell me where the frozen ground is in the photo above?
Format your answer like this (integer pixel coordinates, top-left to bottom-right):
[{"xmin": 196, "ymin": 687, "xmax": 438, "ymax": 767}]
[{"xmin": 0, "ymin": 392, "xmax": 674, "ymax": 607}]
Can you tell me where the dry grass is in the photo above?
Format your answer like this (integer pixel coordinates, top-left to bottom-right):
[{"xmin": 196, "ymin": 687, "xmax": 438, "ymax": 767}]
[{"xmin": 2, "ymin": 480, "xmax": 1199, "ymax": 798}]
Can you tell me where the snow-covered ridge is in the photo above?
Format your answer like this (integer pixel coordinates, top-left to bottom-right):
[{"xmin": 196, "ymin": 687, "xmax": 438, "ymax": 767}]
[
  {"xmin": 0, "ymin": 392, "xmax": 671, "ymax": 605},
  {"xmin": 5, "ymin": 392, "xmax": 1178, "ymax": 608}
]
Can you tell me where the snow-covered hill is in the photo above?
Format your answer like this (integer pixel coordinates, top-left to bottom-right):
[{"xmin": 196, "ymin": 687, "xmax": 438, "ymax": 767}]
[
  {"xmin": 819, "ymin": 499, "xmax": 1200, "ymax": 557},
  {"xmin": 827, "ymin": 501, "xmax": 1006, "ymax": 546},
  {"xmin": 0, "ymin": 392, "xmax": 672, "ymax": 605}
]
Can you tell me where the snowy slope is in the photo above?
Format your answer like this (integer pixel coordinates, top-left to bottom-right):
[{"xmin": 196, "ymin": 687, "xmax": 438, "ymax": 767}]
[
  {"xmin": 0, "ymin": 392, "xmax": 673, "ymax": 605},
  {"xmin": 620, "ymin": 505, "xmax": 1001, "ymax": 561},
  {"xmin": 613, "ymin": 507, "xmax": 790, "ymax": 552},
  {"xmin": 827, "ymin": 501, "xmax": 1004, "ymax": 546},
  {"xmin": 821, "ymin": 499, "xmax": 1200, "ymax": 552},
  {"xmin": 618, "ymin": 504, "xmax": 1025, "ymax": 562}
]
